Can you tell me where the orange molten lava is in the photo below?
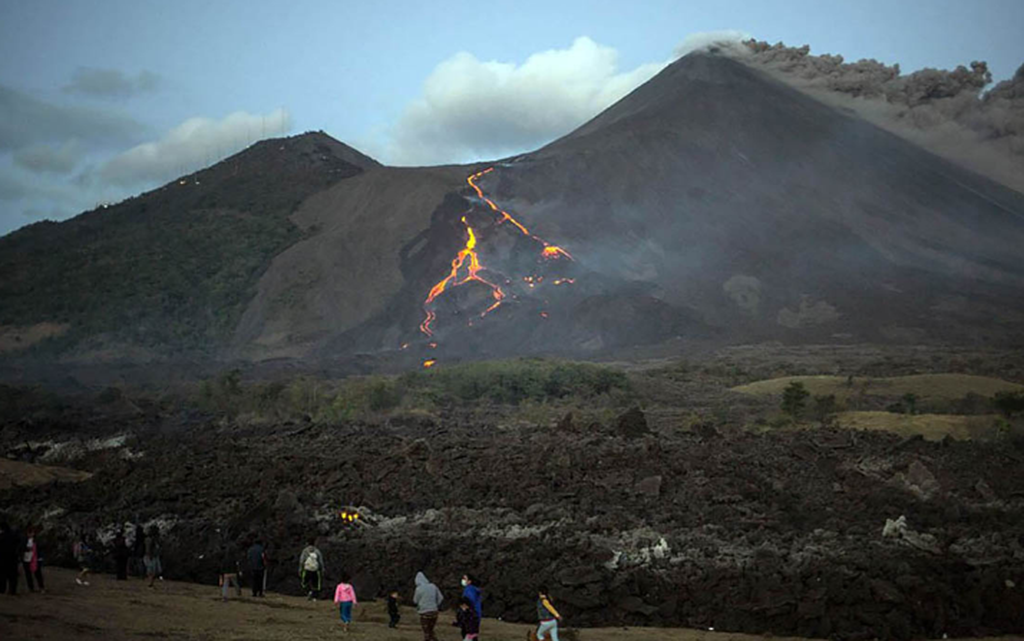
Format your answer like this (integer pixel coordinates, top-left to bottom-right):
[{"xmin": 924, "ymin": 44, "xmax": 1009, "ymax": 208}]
[
  {"xmin": 420, "ymin": 166, "xmax": 574, "ymax": 336},
  {"xmin": 423, "ymin": 359, "xmax": 437, "ymax": 368}
]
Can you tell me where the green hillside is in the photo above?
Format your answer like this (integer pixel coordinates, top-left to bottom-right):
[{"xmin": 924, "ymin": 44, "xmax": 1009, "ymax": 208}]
[{"xmin": 0, "ymin": 132, "xmax": 374, "ymax": 357}]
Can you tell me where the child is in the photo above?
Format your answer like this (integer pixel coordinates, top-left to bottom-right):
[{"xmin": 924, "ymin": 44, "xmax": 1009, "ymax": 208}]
[
  {"xmin": 333, "ymin": 573, "xmax": 357, "ymax": 632},
  {"xmin": 72, "ymin": 533, "xmax": 91, "ymax": 586},
  {"xmin": 453, "ymin": 596, "xmax": 480, "ymax": 640},
  {"xmin": 387, "ymin": 590, "xmax": 401, "ymax": 628},
  {"xmin": 536, "ymin": 586, "xmax": 562, "ymax": 641}
]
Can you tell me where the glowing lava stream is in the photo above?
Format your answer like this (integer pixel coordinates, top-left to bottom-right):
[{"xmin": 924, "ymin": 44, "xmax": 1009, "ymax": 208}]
[{"xmin": 419, "ymin": 167, "xmax": 573, "ymax": 337}]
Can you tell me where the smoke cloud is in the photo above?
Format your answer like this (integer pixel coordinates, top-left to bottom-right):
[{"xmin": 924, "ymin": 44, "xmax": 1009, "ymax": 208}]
[
  {"xmin": 97, "ymin": 108, "xmax": 293, "ymax": 187},
  {"xmin": 0, "ymin": 83, "xmax": 145, "ymax": 151},
  {"xmin": 731, "ymin": 40, "xmax": 1024, "ymax": 192},
  {"xmin": 13, "ymin": 140, "xmax": 84, "ymax": 174},
  {"xmin": 62, "ymin": 67, "xmax": 161, "ymax": 100}
]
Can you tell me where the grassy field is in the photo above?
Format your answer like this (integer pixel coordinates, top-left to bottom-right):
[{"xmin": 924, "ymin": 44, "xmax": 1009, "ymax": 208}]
[
  {"xmin": 1, "ymin": 569, "xmax": 1019, "ymax": 641},
  {"xmin": 836, "ymin": 411, "xmax": 998, "ymax": 441},
  {"xmin": 730, "ymin": 373, "xmax": 1024, "ymax": 401}
]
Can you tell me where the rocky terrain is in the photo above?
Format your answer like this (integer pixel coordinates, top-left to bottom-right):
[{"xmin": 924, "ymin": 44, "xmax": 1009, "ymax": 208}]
[{"xmin": 3, "ymin": 383, "xmax": 1023, "ymax": 640}]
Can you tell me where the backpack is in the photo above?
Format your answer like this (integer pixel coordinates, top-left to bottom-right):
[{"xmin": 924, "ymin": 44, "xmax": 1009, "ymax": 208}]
[{"xmin": 303, "ymin": 550, "xmax": 320, "ymax": 572}]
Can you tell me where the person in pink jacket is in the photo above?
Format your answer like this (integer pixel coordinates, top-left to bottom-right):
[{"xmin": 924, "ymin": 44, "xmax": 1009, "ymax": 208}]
[{"xmin": 333, "ymin": 572, "xmax": 357, "ymax": 632}]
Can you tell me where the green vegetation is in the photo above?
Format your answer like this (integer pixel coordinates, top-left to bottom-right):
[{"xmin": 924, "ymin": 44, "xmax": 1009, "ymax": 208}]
[
  {"xmin": 192, "ymin": 358, "xmax": 634, "ymax": 424},
  {"xmin": 0, "ymin": 135, "xmax": 363, "ymax": 355},
  {"xmin": 781, "ymin": 381, "xmax": 809, "ymax": 418}
]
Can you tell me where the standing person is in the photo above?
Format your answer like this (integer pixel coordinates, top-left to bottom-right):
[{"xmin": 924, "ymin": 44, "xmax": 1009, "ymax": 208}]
[
  {"xmin": 413, "ymin": 571, "xmax": 444, "ymax": 641},
  {"xmin": 112, "ymin": 529, "xmax": 129, "ymax": 581},
  {"xmin": 386, "ymin": 589, "xmax": 401, "ymax": 628},
  {"xmin": 73, "ymin": 531, "xmax": 92, "ymax": 586},
  {"xmin": 22, "ymin": 527, "xmax": 45, "ymax": 593},
  {"xmin": 130, "ymin": 522, "xmax": 146, "ymax": 577},
  {"xmin": 0, "ymin": 521, "xmax": 20, "ymax": 595},
  {"xmin": 461, "ymin": 574, "xmax": 483, "ymax": 625},
  {"xmin": 536, "ymin": 586, "xmax": 562, "ymax": 641},
  {"xmin": 246, "ymin": 537, "xmax": 266, "ymax": 597},
  {"xmin": 218, "ymin": 539, "xmax": 243, "ymax": 602},
  {"xmin": 333, "ymin": 572, "xmax": 357, "ymax": 632},
  {"xmin": 143, "ymin": 525, "xmax": 162, "ymax": 588},
  {"xmin": 298, "ymin": 537, "xmax": 325, "ymax": 601},
  {"xmin": 452, "ymin": 596, "xmax": 480, "ymax": 640}
]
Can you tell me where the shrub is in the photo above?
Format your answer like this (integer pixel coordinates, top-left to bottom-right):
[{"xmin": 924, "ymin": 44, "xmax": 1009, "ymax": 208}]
[
  {"xmin": 781, "ymin": 382, "xmax": 810, "ymax": 418},
  {"xmin": 993, "ymin": 391, "xmax": 1024, "ymax": 418}
]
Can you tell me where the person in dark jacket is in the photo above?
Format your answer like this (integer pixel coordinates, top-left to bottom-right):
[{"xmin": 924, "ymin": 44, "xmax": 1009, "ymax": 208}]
[
  {"xmin": 246, "ymin": 538, "xmax": 266, "ymax": 597},
  {"xmin": 387, "ymin": 589, "xmax": 401, "ymax": 628},
  {"xmin": 130, "ymin": 522, "xmax": 146, "ymax": 577},
  {"xmin": 452, "ymin": 596, "xmax": 480, "ymax": 640},
  {"xmin": 536, "ymin": 586, "xmax": 562, "ymax": 641},
  {"xmin": 113, "ymin": 529, "xmax": 130, "ymax": 580},
  {"xmin": 0, "ymin": 521, "xmax": 20, "ymax": 595}
]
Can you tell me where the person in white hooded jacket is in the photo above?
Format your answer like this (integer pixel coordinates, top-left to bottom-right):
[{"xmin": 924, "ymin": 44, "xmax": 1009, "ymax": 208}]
[{"xmin": 413, "ymin": 571, "xmax": 444, "ymax": 641}]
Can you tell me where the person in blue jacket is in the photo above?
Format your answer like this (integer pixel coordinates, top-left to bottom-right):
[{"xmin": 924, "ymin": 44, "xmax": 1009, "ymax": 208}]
[{"xmin": 460, "ymin": 574, "xmax": 483, "ymax": 625}]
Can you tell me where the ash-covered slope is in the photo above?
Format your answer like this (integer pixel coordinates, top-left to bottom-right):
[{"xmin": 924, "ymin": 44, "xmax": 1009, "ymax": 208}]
[
  {"xmin": 247, "ymin": 52, "xmax": 1024, "ymax": 362},
  {"xmin": 0, "ymin": 132, "xmax": 377, "ymax": 360},
  {"xmin": 477, "ymin": 52, "xmax": 1024, "ymax": 346}
]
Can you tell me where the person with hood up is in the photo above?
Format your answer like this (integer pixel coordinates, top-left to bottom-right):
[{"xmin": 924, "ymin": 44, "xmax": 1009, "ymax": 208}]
[
  {"xmin": 246, "ymin": 537, "xmax": 266, "ymax": 597},
  {"xmin": 461, "ymin": 574, "xmax": 483, "ymax": 624},
  {"xmin": 413, "ymin": 571, "xmax": 444, "ymax": 641},
  {"xmin": 298, "ymin": 537, "xmax": 325, "ymax": 601}
]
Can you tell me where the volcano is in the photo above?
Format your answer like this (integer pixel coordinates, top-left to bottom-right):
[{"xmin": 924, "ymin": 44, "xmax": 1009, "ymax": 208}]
[{"xmin": 3, "ymin": 51, "xmax": 1024, "ymax": 365}]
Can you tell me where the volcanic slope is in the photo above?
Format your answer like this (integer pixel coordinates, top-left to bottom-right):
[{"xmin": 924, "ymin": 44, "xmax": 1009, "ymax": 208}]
[
  {"xmin": 0, "ymin": 132, "xmax": 378, "ymax": 360},
  {"xmin": 241, "ymin": 52, "xmax": 1024, "ymax": 362}
]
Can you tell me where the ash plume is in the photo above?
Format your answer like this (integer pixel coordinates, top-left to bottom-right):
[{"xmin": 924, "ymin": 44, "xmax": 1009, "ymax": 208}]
[{"xmin": 726, "ymin": 39, "xmax": 1024, "ymax": 192}]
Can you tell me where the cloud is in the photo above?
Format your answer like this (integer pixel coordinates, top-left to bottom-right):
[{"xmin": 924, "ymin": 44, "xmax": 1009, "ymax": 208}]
[
  {"xmin": 97, "ymin": 108, "xmax": 292, "ymax": 187},
  {"xmin": 63, "ymin": 67, "xmax": 160, "ymax": 99},
  {"xmin": 0, "ymin": 83, "xmax": 145, "ymax": 151},
  {"xmin": 384, "ymin": 37, "xmax": 671, "ymax": 165},
  {"xmin": 13, "ymin": 140, "xmax": 84, "ymax": 174}
]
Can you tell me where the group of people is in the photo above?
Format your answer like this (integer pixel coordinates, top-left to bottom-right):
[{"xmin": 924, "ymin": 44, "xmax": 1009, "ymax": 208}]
[
  {"xmin": 301, "ymin": 536, "xmax": 562, "ymax": 641},
  {"xmin": 0, "ymin": 521, "xmax": 44, "ymax": 595},
  {"xmin": 2, "ymin": 522, "xmax": 565, "ymax": 641}
]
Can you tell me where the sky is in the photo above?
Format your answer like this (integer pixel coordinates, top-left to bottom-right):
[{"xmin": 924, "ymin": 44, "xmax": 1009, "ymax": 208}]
[{"xmin": 1, "ymin": 0, "xmax": 1022, "ymax": 236}]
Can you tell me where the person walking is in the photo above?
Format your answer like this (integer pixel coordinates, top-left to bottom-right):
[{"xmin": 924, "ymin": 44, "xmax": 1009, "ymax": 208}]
[
  {"xmin": 536, "ymin": 586, "xmax": 562, "ymax": 641},
  {"xmin": 113, "ymin": 529, "xmax": 129, "ymax": 581},
  {"xmin": 130, "ymin": 522, "xmax": 146, "ymax": 577},
  {"xmin": 461, "ymin": 574, "xmax": 483, "ymax": 628},
  {"xmin": 298, "ymin": 537, "xmax": 325, "ymax": 601},
  {"xmin": 73, "ymin": 532, "xmax": 92, "ymax": 586},
  {"xmin": 387, "ymin": 589, "xmax": 401, "ymax": 628},
  {"xmin": 413, "ymin": 571, "xmax": 444, "ymax": 641},
  {"xmin": 143, "ymin": 525, "xmax": 162, "ymax": 588},
  {"xmin": 22, "ymin": 527, "xmax": 44, "ymax": 593},
  {"xmin": 218, "ymin": 539, "xmax": 243, "ymax": 602},
  {"xmin": 333, "ymin": 572, "xmax": 357, "ymax": 632},
  {"xmin": 0, "ymin": 521, "xmax": 20, "ymax": 595},
  {"xmin": 246, "ymin": 537, "xmax": 266, "ymax": 597},
  {"xmin": 452, "ymin": 596, "xmax": 480, "ymax": 640}
]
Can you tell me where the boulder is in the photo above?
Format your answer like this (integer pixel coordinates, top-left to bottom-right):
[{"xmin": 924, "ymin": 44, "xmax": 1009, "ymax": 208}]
[
  {"xmin": 615, "ymin": 407, "xmax": 650, "ymax": 439},
  {"xmin": 635, "ymin": 475, "xmax": 662, "ymax": 497}
]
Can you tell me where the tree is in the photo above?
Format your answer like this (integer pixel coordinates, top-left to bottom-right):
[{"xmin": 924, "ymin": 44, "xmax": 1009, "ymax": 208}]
[
  {"xmin": 814, "ymin": 394, "xmax": 838, "ymax": 427},
  {"xmin": 782, "ymin": 381, "xmax": 810, "ymax": 419},
  {"xmin": 901, "ymin": 393, "xmax": 918, "ymax": 415},
  {"xmin": 993, "ymin": 391, "xmax": 1024, "ymax": 418}
]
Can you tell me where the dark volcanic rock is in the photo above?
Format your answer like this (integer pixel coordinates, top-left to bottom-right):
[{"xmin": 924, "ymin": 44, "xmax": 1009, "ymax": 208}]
[{"xmin": 615, "ymin": 406, "xmax": 650, "ymax": 438}]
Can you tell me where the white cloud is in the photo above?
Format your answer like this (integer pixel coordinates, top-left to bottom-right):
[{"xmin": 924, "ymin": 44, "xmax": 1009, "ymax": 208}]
[
  {"xmin": 98, "ymin": 108, "xmax": 293, "ymax": 187},
  {"xmin": 383, "ymin": 36, "xmax": 671, "ymax": 165}
]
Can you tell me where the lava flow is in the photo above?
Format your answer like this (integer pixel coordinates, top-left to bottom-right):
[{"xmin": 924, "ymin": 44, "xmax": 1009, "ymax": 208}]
[{"xmin": 419, "ymin": 167, "xmax": 575, "ymax": 337}]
